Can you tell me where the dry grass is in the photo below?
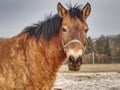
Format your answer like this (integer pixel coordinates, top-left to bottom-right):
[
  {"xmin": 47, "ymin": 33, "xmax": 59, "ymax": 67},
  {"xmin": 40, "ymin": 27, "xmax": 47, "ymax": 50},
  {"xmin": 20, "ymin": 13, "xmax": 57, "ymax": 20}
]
[{"xmin": 59, "ymin": 64, "xmax": 120, "ymax": 73}]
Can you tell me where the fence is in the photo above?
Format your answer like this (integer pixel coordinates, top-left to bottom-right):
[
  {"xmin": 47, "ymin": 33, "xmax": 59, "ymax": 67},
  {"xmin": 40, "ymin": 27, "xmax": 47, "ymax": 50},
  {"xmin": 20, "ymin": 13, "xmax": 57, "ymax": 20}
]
[{"xmin": 84, "ymin": 55, "xmax": 120, "ymax": 64}]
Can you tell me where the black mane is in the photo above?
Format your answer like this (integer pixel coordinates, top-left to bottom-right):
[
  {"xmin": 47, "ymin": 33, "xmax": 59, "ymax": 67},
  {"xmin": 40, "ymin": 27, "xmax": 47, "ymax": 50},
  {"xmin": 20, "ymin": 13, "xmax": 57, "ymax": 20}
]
[
  {"xmin": 68, "ymin": 4, "xmax": 83, "ymax": 20},
  {"xmin": 22, "ymin": 4, "xmax": 83, "ymax": 42}
]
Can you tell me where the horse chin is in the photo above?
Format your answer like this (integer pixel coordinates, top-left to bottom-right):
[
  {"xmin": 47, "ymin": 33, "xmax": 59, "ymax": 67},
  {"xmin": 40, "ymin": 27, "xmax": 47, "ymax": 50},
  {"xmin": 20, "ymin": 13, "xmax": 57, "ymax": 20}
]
[{"xmin": 68, "ymin": 64, "xmax": 82, "ymax": 71}]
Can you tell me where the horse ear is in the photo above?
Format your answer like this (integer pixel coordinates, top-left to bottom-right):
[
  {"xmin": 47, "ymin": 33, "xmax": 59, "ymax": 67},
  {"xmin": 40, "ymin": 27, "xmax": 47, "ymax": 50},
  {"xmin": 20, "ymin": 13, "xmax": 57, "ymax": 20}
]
[
  {"xmin": 57, "ymin": 2, "xmax": 68, "ymax": 18},
  {"xmin": 82, "ymin": 3, "xmax": 91, "ymax": 19}
]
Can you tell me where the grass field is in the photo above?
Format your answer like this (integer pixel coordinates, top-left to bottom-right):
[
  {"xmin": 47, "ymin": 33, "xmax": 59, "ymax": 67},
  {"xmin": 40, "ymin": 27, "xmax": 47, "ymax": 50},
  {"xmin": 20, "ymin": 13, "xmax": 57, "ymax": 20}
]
[{"xmin": 59, "ymin": 64, "xmax": 120, "ymax": 73}]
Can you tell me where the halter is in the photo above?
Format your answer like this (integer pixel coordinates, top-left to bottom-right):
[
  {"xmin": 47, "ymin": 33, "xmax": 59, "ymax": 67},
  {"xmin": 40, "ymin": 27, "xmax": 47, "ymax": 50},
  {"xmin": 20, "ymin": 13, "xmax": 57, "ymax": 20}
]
[{"xmin": 63, "ymin": 39, "xmax": 85, "ymax": 51}]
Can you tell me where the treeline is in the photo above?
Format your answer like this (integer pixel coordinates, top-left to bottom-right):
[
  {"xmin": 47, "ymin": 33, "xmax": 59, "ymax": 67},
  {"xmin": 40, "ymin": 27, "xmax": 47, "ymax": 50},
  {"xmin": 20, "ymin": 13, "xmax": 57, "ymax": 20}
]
[{"xmin": 84, "ymin": 34, "xmax": 120, "ymax": 64}]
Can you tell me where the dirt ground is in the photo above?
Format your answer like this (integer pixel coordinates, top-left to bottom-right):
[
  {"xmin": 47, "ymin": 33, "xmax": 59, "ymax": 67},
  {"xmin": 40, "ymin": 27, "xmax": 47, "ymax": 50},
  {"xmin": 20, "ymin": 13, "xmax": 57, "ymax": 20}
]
[{"xmin": 53, "ymin": 72, "xmax": 120, "ymax": 90}]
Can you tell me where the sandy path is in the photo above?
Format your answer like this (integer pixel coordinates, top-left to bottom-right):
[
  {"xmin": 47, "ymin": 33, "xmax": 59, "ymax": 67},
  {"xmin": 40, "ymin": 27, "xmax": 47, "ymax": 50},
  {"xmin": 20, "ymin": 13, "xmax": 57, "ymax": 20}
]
[{"xmin": 53, "ymin": 72, "xmax": 120, "ymax": 90}]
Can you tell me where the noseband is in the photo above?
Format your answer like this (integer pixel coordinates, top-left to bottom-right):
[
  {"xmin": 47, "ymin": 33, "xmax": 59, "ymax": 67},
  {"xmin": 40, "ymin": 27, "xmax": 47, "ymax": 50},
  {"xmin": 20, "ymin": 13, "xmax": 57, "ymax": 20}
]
[{"xmin": 63, "ymin": 39, "xmax": 85, "ymax": 51}]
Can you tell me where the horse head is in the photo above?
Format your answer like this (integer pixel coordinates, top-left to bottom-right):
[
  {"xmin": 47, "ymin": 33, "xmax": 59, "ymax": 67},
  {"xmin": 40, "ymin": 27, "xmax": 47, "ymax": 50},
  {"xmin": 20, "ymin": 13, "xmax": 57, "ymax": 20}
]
[{"xmin": 57, "ymin": 2, "xmax": 91, "ymax": 71}]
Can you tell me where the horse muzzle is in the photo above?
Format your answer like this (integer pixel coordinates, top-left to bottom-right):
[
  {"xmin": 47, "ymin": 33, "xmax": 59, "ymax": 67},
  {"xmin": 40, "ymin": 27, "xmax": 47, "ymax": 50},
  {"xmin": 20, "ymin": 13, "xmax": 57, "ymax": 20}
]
[{"xmin": 63, "ymin": 39, "xmax": 85, "ymax": 71}]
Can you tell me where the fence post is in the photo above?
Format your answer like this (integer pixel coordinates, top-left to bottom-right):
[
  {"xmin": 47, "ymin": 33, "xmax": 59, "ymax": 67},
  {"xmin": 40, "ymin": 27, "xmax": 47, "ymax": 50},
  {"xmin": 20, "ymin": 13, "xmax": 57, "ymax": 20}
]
[{"xmin": 92, "ymin": 51, "xmax": 95, "ymax": 64}]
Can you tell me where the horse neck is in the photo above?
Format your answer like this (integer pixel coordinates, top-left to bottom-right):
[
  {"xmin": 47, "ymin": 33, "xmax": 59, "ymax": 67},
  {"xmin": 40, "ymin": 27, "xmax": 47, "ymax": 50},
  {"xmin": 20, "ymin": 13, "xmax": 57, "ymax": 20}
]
[
  {"xmin": 20, "ymin": 33, "xmax": 66, "ymax": 72},
  {"xmin": 40, "ymin": 35, "xmax": 66, "ymax": 72}
]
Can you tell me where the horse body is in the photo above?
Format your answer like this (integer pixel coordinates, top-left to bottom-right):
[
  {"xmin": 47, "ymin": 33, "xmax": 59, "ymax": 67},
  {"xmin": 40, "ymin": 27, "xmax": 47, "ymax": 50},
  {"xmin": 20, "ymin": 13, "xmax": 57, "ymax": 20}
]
[
  {"xmin": 0, "ymin": 33, "xmax": 65, "ymax": 90},
  {"xmin": 0, "ymin": 2, "xmax": 91, "ymax": 90}
]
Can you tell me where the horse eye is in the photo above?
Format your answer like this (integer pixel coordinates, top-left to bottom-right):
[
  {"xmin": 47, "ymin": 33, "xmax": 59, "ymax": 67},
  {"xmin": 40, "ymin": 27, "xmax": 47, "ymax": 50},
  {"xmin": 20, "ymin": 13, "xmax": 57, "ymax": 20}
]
[
  {"xmin": 62, "ymin": 28, "xmax": 67, "ymax": 32},
  {"xmin": 85, "ymin": 29, "xmax": 88, "ymax": 33}
]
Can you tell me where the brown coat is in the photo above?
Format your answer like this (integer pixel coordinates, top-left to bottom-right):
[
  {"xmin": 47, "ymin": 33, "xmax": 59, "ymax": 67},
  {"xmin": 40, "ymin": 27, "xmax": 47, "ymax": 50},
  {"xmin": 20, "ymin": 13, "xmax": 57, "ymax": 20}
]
[{"xmin": 0, "ymin": 33, "xmax": 66, "ymax": 90}]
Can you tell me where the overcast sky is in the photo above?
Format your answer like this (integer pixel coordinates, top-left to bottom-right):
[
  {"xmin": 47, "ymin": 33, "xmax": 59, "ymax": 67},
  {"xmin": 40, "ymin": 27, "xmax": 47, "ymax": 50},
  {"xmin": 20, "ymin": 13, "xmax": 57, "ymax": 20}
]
[{"xmin": 0, "ymin": 0, "xmax": 120, "ymax": 38}]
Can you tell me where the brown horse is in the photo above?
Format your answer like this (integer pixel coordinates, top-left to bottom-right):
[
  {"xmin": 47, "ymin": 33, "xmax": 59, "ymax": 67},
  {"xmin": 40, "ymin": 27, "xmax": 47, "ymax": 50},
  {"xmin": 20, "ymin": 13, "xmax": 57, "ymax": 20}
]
[{"xmin": 0, "ymin": 2, "xmax": 91, "ymax": 90}]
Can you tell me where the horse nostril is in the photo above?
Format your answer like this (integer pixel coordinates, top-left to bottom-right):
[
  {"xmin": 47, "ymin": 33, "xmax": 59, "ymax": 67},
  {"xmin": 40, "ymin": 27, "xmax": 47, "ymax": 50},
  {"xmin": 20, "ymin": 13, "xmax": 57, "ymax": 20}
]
[
  {"xmin": 69, "ymin": 55, "xmax": 74, "ymax": 62},
  {"xmin": 76, "ymin": 56, "xmax": 82, "ymax": 63}
]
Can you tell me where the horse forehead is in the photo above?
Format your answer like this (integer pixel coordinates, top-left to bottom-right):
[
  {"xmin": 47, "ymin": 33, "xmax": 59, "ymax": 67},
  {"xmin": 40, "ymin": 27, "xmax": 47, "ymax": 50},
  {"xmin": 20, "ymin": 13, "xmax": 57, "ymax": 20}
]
[
  {"xmin": 69, "ymin": 18, "xmax": 86, "ymax": 28},
  {"xmin": 63, "ymin": 16, "xmax": 80, "ymax": 24},
  {"xmin": 62, "ymin": 17, "xmax": 88, "ymax": 32}
]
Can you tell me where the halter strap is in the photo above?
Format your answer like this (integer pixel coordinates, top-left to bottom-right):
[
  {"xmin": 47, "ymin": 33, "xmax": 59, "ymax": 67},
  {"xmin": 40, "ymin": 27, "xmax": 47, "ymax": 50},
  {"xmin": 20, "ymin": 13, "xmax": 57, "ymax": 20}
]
[{"xmin": 63, "ymin": 39, "xmax": 85, "ymax": 51}]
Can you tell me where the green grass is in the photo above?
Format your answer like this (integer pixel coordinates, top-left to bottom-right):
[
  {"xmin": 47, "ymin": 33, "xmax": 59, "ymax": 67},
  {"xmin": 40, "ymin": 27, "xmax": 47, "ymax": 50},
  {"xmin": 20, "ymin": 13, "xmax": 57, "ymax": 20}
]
[{"xmin": 59, "ymin": 64, "xmax": 120, "ymax": 73}]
